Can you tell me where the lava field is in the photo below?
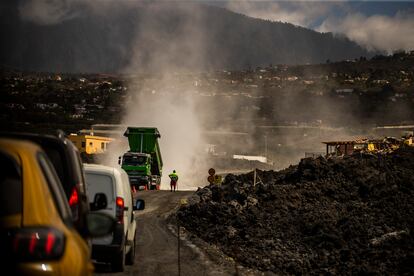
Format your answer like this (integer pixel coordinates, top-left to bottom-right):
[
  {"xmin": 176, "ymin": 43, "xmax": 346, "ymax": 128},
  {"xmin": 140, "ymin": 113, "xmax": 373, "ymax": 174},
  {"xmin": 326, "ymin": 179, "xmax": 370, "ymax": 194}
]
[{"xmin": 177, "ymin": 148, "xmax": 414, "ymax": 275}]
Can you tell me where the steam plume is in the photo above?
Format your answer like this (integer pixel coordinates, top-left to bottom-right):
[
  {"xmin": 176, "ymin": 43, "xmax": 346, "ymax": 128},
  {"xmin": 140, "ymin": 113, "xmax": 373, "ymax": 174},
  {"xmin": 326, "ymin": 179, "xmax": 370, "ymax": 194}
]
[
  {"xmin": 318, "ymin": 12, "xmax": 414, "ymax": 53},
  {"xmin": 225, "ymin": 1, "xmax": 341, "ymax": 27}
]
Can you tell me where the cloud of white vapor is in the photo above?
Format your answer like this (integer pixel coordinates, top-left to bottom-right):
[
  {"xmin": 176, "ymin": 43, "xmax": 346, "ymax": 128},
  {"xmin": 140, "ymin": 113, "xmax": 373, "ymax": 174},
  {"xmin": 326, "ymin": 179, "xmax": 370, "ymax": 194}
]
[
  {"xmin": 225, "ymin": 1, "xmax": 343, "ymax": 27},
  {"xmin": 318, "ymin": 12, "xmax": 414, "ymax": 53}
]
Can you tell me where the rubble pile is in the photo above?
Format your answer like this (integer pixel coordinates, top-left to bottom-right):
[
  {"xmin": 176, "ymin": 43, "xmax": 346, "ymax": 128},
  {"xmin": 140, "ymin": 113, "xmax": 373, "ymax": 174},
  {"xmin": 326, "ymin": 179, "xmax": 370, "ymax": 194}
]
[{"xmin": 177, "ymin": 148, "xmax": 414, "ymax": 274}]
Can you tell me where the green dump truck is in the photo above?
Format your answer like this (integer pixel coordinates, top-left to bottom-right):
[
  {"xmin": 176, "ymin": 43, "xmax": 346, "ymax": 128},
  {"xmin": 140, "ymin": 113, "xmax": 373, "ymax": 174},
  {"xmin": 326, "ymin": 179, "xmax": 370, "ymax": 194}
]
[{"xmin": 120, "ymin": 127, "xmax": 163, "ymax": 190}]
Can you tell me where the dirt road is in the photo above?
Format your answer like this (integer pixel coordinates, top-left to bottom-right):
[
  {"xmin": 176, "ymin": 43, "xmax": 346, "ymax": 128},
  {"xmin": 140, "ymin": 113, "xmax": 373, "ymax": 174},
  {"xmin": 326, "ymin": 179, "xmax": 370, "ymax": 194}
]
[{"xmin": 94, "ymin": 190, "xmax": 229, "ymax": 276}]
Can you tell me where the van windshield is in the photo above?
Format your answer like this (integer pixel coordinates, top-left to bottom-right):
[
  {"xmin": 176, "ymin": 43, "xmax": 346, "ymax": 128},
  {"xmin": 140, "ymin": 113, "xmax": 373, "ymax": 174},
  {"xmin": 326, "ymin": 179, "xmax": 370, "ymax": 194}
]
[{"xmin": 123, "ymin": 155, "xmax": 147, "ymax": 166}]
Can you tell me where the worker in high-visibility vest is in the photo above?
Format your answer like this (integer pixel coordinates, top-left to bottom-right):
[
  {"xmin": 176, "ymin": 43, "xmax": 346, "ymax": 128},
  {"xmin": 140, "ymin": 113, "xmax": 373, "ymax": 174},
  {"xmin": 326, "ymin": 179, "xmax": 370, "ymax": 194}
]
[{"xmin": 169, "ymin": 170, "xmax": 179, "ymax": 192}]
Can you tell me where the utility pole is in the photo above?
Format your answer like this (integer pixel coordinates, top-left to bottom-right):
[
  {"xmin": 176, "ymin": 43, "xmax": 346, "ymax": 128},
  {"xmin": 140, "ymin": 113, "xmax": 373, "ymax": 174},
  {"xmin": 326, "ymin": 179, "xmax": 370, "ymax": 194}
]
[
  {"xmin": 177, "ymin": 199, "xmax": 187, "ymax": 276},
  {"xmin": 178, "ymin": 219, "xmax": 181, "ymax": 276}
]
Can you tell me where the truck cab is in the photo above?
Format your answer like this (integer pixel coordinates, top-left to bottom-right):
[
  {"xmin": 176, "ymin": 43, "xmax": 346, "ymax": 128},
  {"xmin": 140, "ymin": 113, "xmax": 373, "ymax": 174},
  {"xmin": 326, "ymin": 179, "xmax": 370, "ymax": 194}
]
[{"xmin": 121, "ymin": 152, "xmax": 152, "ymax": 189}]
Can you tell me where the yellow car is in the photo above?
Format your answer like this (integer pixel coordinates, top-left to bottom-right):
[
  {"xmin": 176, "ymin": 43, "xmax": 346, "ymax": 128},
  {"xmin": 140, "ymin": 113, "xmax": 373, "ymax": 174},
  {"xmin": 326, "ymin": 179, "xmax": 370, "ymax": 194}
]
[{"xmin": 0, "ymin": 138, "xmax": 114, "ymax": 275}]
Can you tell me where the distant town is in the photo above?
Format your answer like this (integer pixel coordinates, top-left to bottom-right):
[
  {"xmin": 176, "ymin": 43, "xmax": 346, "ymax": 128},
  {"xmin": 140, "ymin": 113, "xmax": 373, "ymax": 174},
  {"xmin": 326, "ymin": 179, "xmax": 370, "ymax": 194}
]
[
  {"xmin": 2, "ymin": 51, "xmax": 413, "ymax": 135},
  {"xmin": 1, "ymin": 51, "xmax": 414, "ymax": 169}
]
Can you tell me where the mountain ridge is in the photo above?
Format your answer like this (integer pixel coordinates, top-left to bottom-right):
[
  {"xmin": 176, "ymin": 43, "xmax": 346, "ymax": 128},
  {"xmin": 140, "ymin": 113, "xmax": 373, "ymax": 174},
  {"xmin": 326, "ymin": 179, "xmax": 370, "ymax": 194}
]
[{"xmin": 0, "ymin": 2, "xmax": 373, "ymax": 73}]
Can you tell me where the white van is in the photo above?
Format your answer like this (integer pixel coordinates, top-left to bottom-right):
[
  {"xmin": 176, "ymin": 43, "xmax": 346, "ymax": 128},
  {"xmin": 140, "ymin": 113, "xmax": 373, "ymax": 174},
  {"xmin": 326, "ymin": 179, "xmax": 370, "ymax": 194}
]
[{"xmin": 84, "ymin": 164, "xmax": 144, "ymax": 272}]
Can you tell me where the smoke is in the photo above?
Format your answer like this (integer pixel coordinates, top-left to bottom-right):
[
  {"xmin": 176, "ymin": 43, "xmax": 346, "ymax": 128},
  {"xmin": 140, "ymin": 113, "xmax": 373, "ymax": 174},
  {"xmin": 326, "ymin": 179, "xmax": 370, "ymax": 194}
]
[
  {"xmin": 317, "ymin": 12, "xmax": 414, "ymax": 53},
  {"xmin": 120, "ymin": 3, "xmax": 210, "ymax": 190},
  {"xmin": 225, "ymin": 1, "xmax": 343, "ymax": 27}
]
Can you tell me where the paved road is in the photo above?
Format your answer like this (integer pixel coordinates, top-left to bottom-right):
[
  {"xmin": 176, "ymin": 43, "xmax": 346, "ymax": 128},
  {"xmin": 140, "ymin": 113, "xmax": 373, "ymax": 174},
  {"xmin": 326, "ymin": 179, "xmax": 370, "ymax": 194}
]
[{"xmin": 94, "ymin": 190, "xmax": 218, "ymax": 276}]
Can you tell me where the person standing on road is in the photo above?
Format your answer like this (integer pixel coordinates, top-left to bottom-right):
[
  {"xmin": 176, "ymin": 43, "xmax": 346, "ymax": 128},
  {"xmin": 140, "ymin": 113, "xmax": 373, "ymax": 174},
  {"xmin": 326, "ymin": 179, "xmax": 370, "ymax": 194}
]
[{"xmin": 169, "ymin": 170, "xmax": 179, "ymax": 192}]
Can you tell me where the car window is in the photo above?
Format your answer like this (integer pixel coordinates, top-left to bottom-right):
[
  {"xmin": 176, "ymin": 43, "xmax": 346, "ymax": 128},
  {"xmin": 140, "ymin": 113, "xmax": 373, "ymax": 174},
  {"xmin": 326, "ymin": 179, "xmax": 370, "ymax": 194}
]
[
  {"xmin": 75, "ymin": 151, "xmax": 87, "ymax": 194},
  {"xmin": 43, "ymin": 146, "xmax": 69, "ymax": 194},
  {"xmin": 66, "ymin": 141, "xmax": 86, "ymax": 194},
  {"xmin": 37, "ymin": 152, "xmax": 72, "ymax": 224},
  {"xmin": 0, "ymin": 151, "xmax": 22, "ymax": 217},
  {"xmin": 85, "ymin": 172, "xmax": 114, "ymax": 204}
]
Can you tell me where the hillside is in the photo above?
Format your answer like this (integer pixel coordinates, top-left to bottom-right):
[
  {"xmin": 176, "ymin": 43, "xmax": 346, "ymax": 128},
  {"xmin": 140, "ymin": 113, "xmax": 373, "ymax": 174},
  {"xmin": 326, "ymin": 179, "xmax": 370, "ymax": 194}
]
[{"xmin": 0, "ymin": 2, "xmax": 371, "ymax": 73}]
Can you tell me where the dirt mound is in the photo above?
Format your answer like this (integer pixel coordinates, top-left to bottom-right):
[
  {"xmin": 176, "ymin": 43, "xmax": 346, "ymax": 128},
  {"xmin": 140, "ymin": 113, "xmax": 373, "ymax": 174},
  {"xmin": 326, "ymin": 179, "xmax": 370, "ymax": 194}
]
[{"xmin": 177, "ymin": 148, "xmax": 414, "ymax": 275}]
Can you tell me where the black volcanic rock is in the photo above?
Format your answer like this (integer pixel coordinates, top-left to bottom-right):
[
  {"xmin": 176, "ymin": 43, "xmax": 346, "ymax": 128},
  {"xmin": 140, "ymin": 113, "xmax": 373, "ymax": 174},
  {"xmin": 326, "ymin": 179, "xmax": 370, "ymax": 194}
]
[{"xmin": 178, "ymin": 148, "xmax": 414, "ymax": 274}]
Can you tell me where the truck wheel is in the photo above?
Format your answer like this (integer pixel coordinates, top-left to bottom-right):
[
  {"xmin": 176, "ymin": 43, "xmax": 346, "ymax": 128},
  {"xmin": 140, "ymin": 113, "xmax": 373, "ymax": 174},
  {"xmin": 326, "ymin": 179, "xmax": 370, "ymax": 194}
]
[
  {"xmin": 111, "ymin": 245, "xmax": 125, "ymax": 272},
  {"xmin": 126, "ymin": 233, "xmax": 136, "ymax": 265}
]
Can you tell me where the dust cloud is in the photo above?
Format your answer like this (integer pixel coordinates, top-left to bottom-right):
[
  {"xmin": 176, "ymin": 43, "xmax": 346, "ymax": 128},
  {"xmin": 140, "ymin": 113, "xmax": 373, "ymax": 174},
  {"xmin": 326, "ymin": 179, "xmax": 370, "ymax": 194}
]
[
  {"xmin": 83, "ymin": 1, "xmax": 255, "ymax": 189},
  {"xmin": 121, "ymin": 81, "xmax": 207, "ymax": 190},
  {"xmin": 119, "ymin": 3, "xmax": 210, "ymax": 190}
]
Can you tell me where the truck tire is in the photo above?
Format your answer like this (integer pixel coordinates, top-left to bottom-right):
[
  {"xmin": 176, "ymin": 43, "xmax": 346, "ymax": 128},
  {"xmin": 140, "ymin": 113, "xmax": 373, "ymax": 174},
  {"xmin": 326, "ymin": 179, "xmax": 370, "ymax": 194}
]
[
  {"xmin": 111, "ymin": 245, "xmax": 125, "ymax": 272},
  {"xmin": 126, "ymin": 233, "xmax": 136, "ymax": 265}
]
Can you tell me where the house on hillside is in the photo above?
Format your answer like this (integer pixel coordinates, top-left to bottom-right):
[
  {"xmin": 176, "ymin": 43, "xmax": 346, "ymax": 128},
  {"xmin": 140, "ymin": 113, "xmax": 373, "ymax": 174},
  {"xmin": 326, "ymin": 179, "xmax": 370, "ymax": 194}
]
[{"xmin": 68, "ymin": 134, "xmax": 114, "ymax": 155}]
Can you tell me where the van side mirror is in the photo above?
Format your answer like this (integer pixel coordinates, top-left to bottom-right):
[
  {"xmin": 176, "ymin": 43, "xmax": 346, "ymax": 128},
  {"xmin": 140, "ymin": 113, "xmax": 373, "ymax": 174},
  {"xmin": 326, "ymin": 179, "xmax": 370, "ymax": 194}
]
[
  {"xmin": 90, "ymin": 193, "xmax": 107, "ymax": 211},
  {"xmin": 133, "ymin": 199, "xmax": 145, "ymax": 211},
  {"xmin": 86, "ymin": 212, "xmax": 115, "ymax": 237},
  {"xmin": 118, "ymin": 156, "xmax": 121, "ymax": 165}
]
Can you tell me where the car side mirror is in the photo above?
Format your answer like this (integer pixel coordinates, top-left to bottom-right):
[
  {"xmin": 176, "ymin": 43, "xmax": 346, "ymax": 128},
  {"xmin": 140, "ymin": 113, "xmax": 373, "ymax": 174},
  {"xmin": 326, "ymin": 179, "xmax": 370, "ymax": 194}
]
[
  {"xmin": 118, "ymin": 156, "xmax": 121, "ymax": 165},
  {"xmin": 86, "ymin": 212, "xmax": 115, "ymax": 237},
  {"xmin": 133, "ymin": 199, "xmax": 145, "ymax": 211},
  {"xmin": 90, "ymin": 193, "xmax": 107, "ymax": 211}
]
